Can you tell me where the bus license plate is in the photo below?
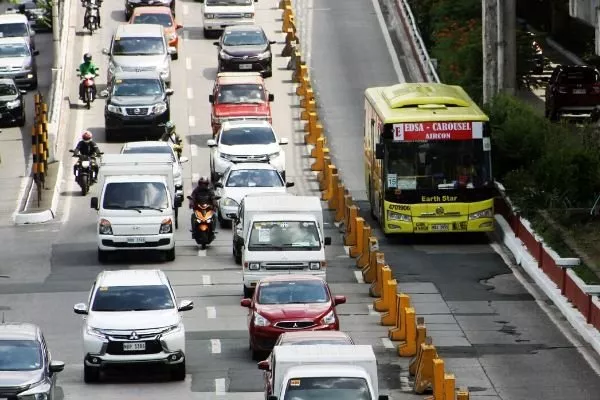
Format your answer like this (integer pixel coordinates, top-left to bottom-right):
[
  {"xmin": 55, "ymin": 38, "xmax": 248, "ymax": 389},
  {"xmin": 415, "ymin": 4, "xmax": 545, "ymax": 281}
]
[
  {"xmin": 239, "ymin": 64, "xmax": 252, "ymax": 70},
  {"xmin": 123, "ymin": 342, "xmax": 146, "ymax": 351},
  {"xmin": 127, "ymin": 237, "xmax": 145, "ymax": 244},
  {"xmin": 573, "ymin": 89, "xmax": 586, "ymax": 94},
  {"xmin": 431, "ymin": 224, "xmax": 449, "ymax": 231}
]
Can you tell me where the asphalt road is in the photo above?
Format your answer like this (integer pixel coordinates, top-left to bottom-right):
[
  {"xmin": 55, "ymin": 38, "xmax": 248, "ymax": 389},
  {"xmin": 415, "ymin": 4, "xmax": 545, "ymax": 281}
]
[
  {"xmin": 0, "ymin": 1, "xmax": 421, "ymax": 399},
  {"xmin": 293, "ymin": 0, "xmax": 600, "ymax": 398}
]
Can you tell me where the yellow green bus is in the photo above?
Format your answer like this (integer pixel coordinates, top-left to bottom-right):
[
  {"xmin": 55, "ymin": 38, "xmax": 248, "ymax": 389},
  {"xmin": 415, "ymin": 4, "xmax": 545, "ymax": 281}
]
[{"xmin": 364, "ymin": 83, "xmax": 495, "ymax": 234}]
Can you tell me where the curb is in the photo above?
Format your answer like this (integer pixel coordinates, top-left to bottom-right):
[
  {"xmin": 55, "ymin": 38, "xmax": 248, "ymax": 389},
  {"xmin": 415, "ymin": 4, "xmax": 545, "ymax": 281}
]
[
  {"xmin": 13, "ymin": 162, "xmax": 63, "ymax": 225},
  {"xmin": 495, "ymin": 214, "xmax": 600, "ymax": 356}
]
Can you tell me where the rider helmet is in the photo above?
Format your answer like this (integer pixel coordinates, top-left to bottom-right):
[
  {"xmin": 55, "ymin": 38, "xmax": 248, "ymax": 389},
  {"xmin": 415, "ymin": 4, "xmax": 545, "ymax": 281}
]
[
  {"xmin": 166, "ymin": 121, "xmax": 175, "ymax": 130},
  {"xmin": 83, "ymin": 53, "xmax": 92, "ymax": 63},
  {"xmin": 82, "ymin": 130, "xmax": 93, "ymax": 142},
  {"xmin": 197, "ymin": 176, "xmax": 210, "ymax": 188}
]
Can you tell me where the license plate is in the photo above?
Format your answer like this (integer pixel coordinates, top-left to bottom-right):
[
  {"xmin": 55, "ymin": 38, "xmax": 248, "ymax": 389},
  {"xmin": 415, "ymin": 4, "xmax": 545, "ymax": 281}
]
[
  {"xmin": 573, "ymin": 89, "xmax": 586, "ymax": 94},
  {"xmin": 239, "ymin": 64, "xmax": 252, "ymax": 70},
  {"xmin": 127, "ymin": 237, "xmax": 145, "ymax": 244},
  {"xmin": 431, "ymin": 224, "xmax": 449, "ymax": 231},
  {"xmin": 123, "ymin": 342, "xmax": 146, "ymax": 351}
]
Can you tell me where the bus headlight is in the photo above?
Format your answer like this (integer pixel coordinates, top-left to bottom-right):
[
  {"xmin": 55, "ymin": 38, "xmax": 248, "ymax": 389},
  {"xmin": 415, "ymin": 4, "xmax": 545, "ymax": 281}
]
[
  {"xmin": 387, "ymin": 210, "xmax": 411, "ymax": 222},
  {"xmin": 469, "ymin": 208, "xmax": 492, "ymax": 220}
]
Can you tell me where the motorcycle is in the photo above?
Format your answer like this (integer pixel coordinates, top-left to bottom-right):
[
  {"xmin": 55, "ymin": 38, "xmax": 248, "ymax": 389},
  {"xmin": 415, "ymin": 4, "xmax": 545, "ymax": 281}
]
[
  {"xmin": 187, "ymin": 196, "xmax": 220, "ymax": 249},
  {"xmin": 69, "ymin": 150, "xmax": 103, "ymax": 195},
  {"xmin": 84, "ymin": 4, "xmax": 100, "ymax": 34},
  {"xmin": 78, "ymin": 72, "xmax": 98, "ymax": 109},
  {"xmin": 158, "ymin": 122, "xmax": 183, "ymax": 160}
]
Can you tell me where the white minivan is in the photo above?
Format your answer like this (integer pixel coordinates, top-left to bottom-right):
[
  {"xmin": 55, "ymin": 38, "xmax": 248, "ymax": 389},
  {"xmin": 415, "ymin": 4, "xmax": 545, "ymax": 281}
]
[{"xmin": 199, "ymin": 0, "xmax": 257, "ymax": 38}]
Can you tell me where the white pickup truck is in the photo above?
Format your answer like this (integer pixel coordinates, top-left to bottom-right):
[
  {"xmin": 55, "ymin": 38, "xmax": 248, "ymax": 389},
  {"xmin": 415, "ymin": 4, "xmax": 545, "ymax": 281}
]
[
  {"xmin": 259, "ymin": 344, "xmax": 389, "ymax": 400},
  {"xmin": 90, "ymin": 154, "xmax": 184, "ymax": 263}
]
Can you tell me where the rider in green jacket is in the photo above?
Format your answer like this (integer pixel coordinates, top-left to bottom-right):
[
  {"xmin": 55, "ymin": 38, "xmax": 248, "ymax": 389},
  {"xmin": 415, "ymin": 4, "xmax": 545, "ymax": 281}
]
[{"xmin": 78, "ymin": 53, "xmax": 99, "ymax": 100}]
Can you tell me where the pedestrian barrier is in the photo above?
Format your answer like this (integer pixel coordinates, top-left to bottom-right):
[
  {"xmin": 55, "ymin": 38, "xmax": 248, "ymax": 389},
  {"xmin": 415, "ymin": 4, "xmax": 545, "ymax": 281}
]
[
  {"xmin": 363, "ymin": 249, "xmax": 383, "ymax": 283},
  {"xmin": 388, "ymin": 293, "xmax": 411, "ymax": 340},
  {"xmin": 348, "ymin": 217, "xmax": 365, "ymax": 258},
  {"xmin": 32, "ymin": 92, "xmax": 50, "ymax": 205}
]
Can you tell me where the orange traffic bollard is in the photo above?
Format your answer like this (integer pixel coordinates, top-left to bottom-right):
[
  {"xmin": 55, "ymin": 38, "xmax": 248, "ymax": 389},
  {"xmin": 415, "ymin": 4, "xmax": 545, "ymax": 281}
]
[
  {"xmin": 327, "ymin": 174, "xmax": 340, "ymax": 210},
  {"xmin": 334, "ymin": 184, "xmax": 346, "ymax": 222},
  {"xmin": 413, "ymin": 341, "xmax": 438, "ymax": 394},
  {"xmin": 279, "ymin": 0, "xmax": 291, "ymax": 10},
  {"xmin": 311, "ymin": 144, "xmax": 328, "ymax": 172},
  {"xmin": 373, "ymin": 279, "xmax": 396, "ymax": 312},
  {"xmin": 363, "ymin": 249, "xmax": 382, "ymax": 284},
  {"xmin": 349, "ymin": 217, "xmax": 365, "ymax": 258},
  {"xmin": 389, "ymin": 293, "xmax": 411, "ymax": 340},
  {"xmin": 310, "ymin": 136, "xmax": 324, "ymax": 159},
  {"xmin": 456, "ymin": 387, "xmax": 470, "ymax": 400},
  {"xmin": 281, "ymin": 28, "xmax": 297, "ymax": 57},
  {"xmin": 324, "ymin": 171, "xmax": 338, "ymax": 203},
  {"xmin": 321, "ymin": 164, "xmax": 337, "ymax": 201},
  {"xmin": 381, "ymin": 284, "xmax": 399, "ymax": 326},
  {"xmin": 409, "ymin": 332, "xmax": 430, "ymax": 376},
  {"xmin": 282, "ymin": 6, "xmax": 293, "ymax": 32},
  {"xmin": 429, "ymin": 358, "xmax": 445, "ymax": 400},
  {"xmin": 398, "ymin": 307, "xmax": 417, "ymax": 356},
  {"xmin": 356, "ymin": 225, "xmax": 372, "ymax": 268},
  {"xmin": 318, "ymin": 156, "xmax": 331, "ymax": 189},
  {"xmin": 296, "ymin": 75, "xmax": 310, "ymax": 96},
  {"xmin": 371, "ymin": 265, "xmax": 391, "ymax": 300},
  {"xmin": 294, "ymin": 62, "xmax": 307, "ymax": 84},
  {"xmin": 343, "ymin": 206, "xmax": 359, "ymax": 246}
]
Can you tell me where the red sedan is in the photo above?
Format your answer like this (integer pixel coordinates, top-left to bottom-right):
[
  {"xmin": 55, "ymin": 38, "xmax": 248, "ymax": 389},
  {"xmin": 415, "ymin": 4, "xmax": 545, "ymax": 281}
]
[{"xmin": 240, "ymin": 275, "xmax": 346, "ymax": 360}]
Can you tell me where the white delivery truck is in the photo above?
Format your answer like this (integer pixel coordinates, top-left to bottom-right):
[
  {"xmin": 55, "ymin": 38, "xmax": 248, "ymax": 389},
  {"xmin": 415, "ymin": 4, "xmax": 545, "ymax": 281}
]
[
  {"xmin": 259, "ymin": 345, "xmax": 388, "ymax": 400},
  {"xmin": 90, "ymin": 154, "xmax": 184, "ymax": 263},
  {"xmin": 233, "ymin": 195, "xmax": 331, "ymax": 297}
]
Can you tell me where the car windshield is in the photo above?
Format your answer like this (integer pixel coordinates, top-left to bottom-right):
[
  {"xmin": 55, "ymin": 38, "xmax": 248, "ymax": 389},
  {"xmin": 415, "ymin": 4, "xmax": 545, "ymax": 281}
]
[
  {"xmin": 258, "ymin": 280, "xmax": 329, "ymax": 305},
  {"xmin": 112, "ymin": 37, "xmax": 165, "ymax": 55},
  {"xmin": 0, "ymin": 340, "xmax": 42, "ymax": 371},
  {"xmin": 206, "ymin": 0, "xmax": 252, "ymax": 5},
  {"xmin": 223, "ymin": 30, "xmax": 266, "ymax": 46},
  {"xmin": 283, "ymin": 377, "xmax": 372, "ymax": 400},
  {"xmin": 248, "ymin": 221, "xmax": 321, "ymax": 250},
  {"xmin": 122, "ymin": 146, "xmax": 176, "ymax": 162},
  {"xmin": 0, "ymin": 43, "xmax": 29, "ymax": 58},
  {"xmin": 113, "ymin": 78, "xmax": 163, "ymax": 96},
  {"xmin": 132, "ymin": 13, "xmax": 173, "ymax": 27},
  {"xmin": 91, "ymin": 285, "xmax": 174, "ymax": 311},
  {"xmin": 217, "ymin": 84, "xmax": 266, "ymax": 104},
  {"xmin": 220, "ymin": 126, "xmax": 276, "ymax": 145},
  {"xmin": 0, "ymin": 82, "xmax": 18, "ymax": 96},
  {"xmin": 226, "ymin": 169, "xmax": 283, "ymax": 187},
  {"xmin": 102, "ymin": 182, "xmax": 169, "ymax": 210},
  {"xmin": 0, "ymin": 23, "xmax": 28, "ymax": 37}
]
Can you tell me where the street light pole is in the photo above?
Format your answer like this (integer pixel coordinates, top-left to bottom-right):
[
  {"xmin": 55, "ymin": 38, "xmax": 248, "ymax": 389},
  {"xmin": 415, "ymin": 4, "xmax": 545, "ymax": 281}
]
[{"xmin": 52, "ymin": 0, "xmax": 60, "ymax": 69}]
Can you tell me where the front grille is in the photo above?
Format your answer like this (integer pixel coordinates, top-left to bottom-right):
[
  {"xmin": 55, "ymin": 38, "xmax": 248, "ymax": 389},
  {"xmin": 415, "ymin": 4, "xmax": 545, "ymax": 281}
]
[
  {"xmin": 125, "ymin": 107, "xmax": 150, "ymax": 116},
  {"xmin": 263, "ymin": 262, "xmax": 306, "ymax": 271},
  {"xmin": 228, "ymin": 154, "xmax": 269, "ymax": 162},
  {"xmin": 274, "ymin": 321, "xmax": 315, "ymax": 329},
  {"xmin": 218, "ymin": 13, "xmax": 243, "ymax": 19},
  {"xmin": 101, "ymin": 239, "xmax": 171, "ymax": 248},
  {"xmin": 120, "ymin": 66, "xmax": 155, "ymax": 72},
  {"xmin": 106, "ymin": 340, "xmax": 162, "ymax": 355},
  {"xmin": 0, "ymin": 386, "xmax": 26, "ymax": 396}
]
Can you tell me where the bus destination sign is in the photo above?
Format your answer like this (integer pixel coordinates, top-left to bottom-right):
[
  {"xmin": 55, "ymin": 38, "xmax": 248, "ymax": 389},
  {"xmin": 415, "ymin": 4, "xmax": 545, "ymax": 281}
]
[{"xmin": 393, "ymin": 121, "xmax": 483, "ymax": 141}]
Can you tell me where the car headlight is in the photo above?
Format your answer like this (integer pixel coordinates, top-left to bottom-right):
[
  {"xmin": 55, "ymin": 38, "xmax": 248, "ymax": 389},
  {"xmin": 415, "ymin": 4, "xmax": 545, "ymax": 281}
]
[
  {"xmin": 309, "ymin": 261, "xmax": 321, "ymax": 270},
  {"xmin": 159, "ymin": 218, "xmax": 173, "ymax": 234},
  {"xmin": 204, "ymin": 13, "xmax": 215, "ymax": 19},
  {"xmin": 6, "ymin": 99, "xmax": 20, "ymax": 109},
  {"xmin": 219, "ymin": 152, "xmax": 233, "ymax": 161},
  {"xmin": 98, "ymin": 218, "xmax": 113, "ymax": 235},
  {"xmin": 387, "ymin": 210, "xmax": 411, "ymax": 222},
  {"xmin": 223, "ymin": 197, "xmax": 239, "ymax": 208},
  {"xmin": 152, "ymin": 102, "xmax": 167, "ymax": 114},
  {"xmin": 268, "ymin": 151, "xmax": 280, "ymax": 158},
  {"xmin": 257, "ymin": 50, "xmax": 271, "ymax": 59},
  {"xmin": 253, "ymin": 312, "xmax": 270, "ymax": 327},
  {"xmin": 469, "ymin": 208, "xmax": 493, "ymax": 220},
  {"xmin": 86, "ymin": 326, "xmax": 107, "ymax": 340},
  {"xmin": 248, "ymin": 262, "xmax": 260, "ymax": 270},
  {"xmin": 107, "ymin": 104, "xmax": 125, "ymax": 115},
  {"xmin": 320, "ymin": 310, "xmax": 336, "ymax": 325},
  {"xmin": 16, "ymin": 382, "xmax": 52, "ymax": 400},
  {"xmin": 219, "ymin": 50, "xmax": 234, "ymax": 60},
  {"xmin": 161, "ymin": 322, "xmax": 183, "ymax": 336},
  {"xmin": 244, "ymin": 13, "xmax": 254, "ymax": 18}
]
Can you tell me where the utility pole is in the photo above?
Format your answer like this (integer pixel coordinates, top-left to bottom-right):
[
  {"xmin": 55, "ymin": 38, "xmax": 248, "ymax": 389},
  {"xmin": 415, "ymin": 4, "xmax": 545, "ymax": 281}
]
[
  {"xmin": 500, "ymin": 0, "xmax": 516, "ymax": 95},
  {"xmin": 52, "ymin": 0, "xmax": 60, "ymax": 69},
  {"xmin": 482, "ymin": 0, "xmax": 498, "ymax": 104}
]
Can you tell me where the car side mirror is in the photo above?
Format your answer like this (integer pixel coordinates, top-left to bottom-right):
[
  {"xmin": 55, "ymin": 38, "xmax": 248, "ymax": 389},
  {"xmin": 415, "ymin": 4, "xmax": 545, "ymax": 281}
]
[
  {"xmin": 19, "ymin": 89, "xmax": 26, "ymax": 95},
  {"xmin": 176, "ymin": 24, "xmax": 183, "ymax": 30},
  {"xmin": 279, "ymin": 138, "xmax": 288, "ymax": 145},
  {"xmin": 257, "ymin": 360, "xmax": 270, "ymax": 370},
  {"xmin": 226, "ymin": 211, "xmax": 238, "ymax": 219},
  {"xmin": 268, "ymin": 93, "xmax": 274, "ymax": 102},
  {"xmin": 179, "ymin": 156, "xmax": 189, "ymax": 163},
  {"xmin": 178, "ymin": 299, "xmax": 194, "ymax": 311},
  {"xmin": 207, "ymin": 139, "xmax": 217, "ymax": 147},
  {"xmin": 334, "ymin": 295, "xmax": 346, "ymax": 306},
  {"xmin": 286, "ymin": 182, "xmax": 294, "ymax": 188},
  {"xmin": 209, "ymin": 94, "xmax": 215, "ymax": 103},
  {"xmin": 32, "ymin": 49, "xmax": 39, "ymax": 56},
  {"xmin": 213, "ymin": 42, "xmax": 220, "ymax": 46},
  {"xmin": 375, "ymin": 143, "xmax": 384, "ymax": 160},
  {"xmin": 166, "ymin": 88, "xmax": 174, "ymax": 96},
  {"xmin": 49, "ymin": 360, "xmax": 65, "ymax": 374},
  {"xmin": 102, "ymin": 48, "xmax": 109, "ymax": 55},
  {"xmin": 324, "ymin": 236, "xmax": 332, "ymax": 246},
  {"xmin": 214, "ymin": 182, "xmax": 223, "ymax": 188},
  {"xmin": 90, "ymin": 197, "xmax": 98, "ymax": 210},
  {"xmin": 73, "ymin": 303, "xmax": 88, "ymax": 315},
  {"xmin": 99, "ymin": 89, "xmax": 109, "ymax": 98},
  {"xmin": 31, "ymin": 30, "xmax": 36, "ymax": 36},
  {"xmin": 241, "ymin": 298, "xmax": 252, "ymax": 307},
  {"xmin": 269, "ymin": 40, "xmax": 276, "ymax": 45}
]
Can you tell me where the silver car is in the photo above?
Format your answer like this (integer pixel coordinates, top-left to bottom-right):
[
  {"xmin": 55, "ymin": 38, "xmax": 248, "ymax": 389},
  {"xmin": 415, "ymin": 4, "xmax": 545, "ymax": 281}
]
[
  {"xmin": 0, "ymin": 37, "xmax": 38, "ymax": 89},
  {"xmin": 102, "ymin": 24, "xmax": 175, "ymax": 86}
]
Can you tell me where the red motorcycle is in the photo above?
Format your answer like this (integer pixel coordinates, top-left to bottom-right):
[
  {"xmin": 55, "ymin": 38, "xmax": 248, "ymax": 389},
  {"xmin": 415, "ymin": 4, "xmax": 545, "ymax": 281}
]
[
  {"xmin": 78, "ymin": 72, "xmax": 98, "ymax": 109},
  {"xmin": 187, "ymin": 196, "xmax": 220, "ymax": 249}
]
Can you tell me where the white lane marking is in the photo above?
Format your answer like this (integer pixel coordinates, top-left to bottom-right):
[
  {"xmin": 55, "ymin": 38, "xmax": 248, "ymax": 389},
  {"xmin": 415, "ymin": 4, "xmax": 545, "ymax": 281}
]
[
  {"xmin": 489, "ymin": 243, "xmax": 600, "ymax": 376},
  {"xmin": 206, "ymin": 306, "xmax": 216, "ymax": 319},
  {"xmin": 182, "ymin": 4, "xmax": 189, "ymax": 15},
  {"xmin": 62, "ymin": 32, "xmax": 91, "ymax": 223},
  {"xmin": 381, "ymin": 338, "xmax": 394, "ymax": 349},
  {"xmin": 354, "ymin": 271, "xmax": 365, "ymax": 284},
  {"xmin": 187, "ymin": 87, "xmax": 194, "ymax": 100},
  {"xmin": 370, "ymin": 0, "xmax": 405, "ymax": 82},
  {"xmin": 202, "ymin": 274, "xmax": 211, "ymax": 285},
  {"xmin": 189, "ymin": 115, "xmax": 196, "ymax": 127},
  {"xmin": 215, "ymin": 378, "xmax": 226, "ymax": 395},
  {"xmin": 197, "ymin": 249, "xmax": 207, "ymax": 257},
  {"xmin": 211, "ymin": 339, "xmax": 221, "ymax": 354},
  {"xmin": 190, "ymin": 144, "xmax": 198, "ymax": 157},
  {"xmin": 367, "ymin": 304, "xmax": 378, "ymax": 316},
  {"xmin": 185, "ymin": 57, "xmax": 192, "ymax": 70},
  {"xmin": 192, "ymin": 173, "xmax": 200, "ymax": 182}
]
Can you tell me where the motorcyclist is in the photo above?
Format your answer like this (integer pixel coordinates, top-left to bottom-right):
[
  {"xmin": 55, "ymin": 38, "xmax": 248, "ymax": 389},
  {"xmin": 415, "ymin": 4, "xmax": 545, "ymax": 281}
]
[
  {"xmin": 78, "ymin": 53, "xmax": 99, "ymax": 101},
  {"xmin": 73, "ymin": 130, "xmax": 101, "ymax": 182},
  {"xmin": 82, "ymin": 0, "xmax": 101, "ymax": 29},
  {"xmin": 189, "ymin": 176, "xmax": 217, "ymax": 230},
  {"xmin": 160, "ymin": 121, "xmax": 183, "ymax": 157}
]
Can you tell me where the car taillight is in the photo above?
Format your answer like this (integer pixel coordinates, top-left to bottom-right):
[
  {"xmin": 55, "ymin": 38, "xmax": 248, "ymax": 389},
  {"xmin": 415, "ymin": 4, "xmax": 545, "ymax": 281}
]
[{"xmin": 558, "ymin": 86, "xmax": 568, "ymax": 94}]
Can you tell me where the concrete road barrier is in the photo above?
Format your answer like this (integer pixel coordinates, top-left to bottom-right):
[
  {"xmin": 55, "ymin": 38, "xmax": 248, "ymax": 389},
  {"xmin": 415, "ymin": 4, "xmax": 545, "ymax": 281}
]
[
  {"xmin": 282, "ymin": 6, "xmax": 295, "ymax": 33},
  {"xmin": 334, "ymin": 184, "xmax": 346, "ymax": 222},
  {"xmin": 281, "ymin": 28, "xmax": 298, "ymax": 57},
  {"xmin": 413, "ymin": 341, "xmax": 437, "ymax": 393},
  {"xmin": 381, "ymin": 283, "xmax": 399, "ymax": 326},
  {"xmin": 374, "ymin": 278, "xmax": 396, "ymax": 313},
  {"xmin": 371, "ymin": 265, "xmax": 391, "ymax": 303},
  {"xmin": 317, "ymin": 156, "xmax": 331, "ymax": 189},
  {"xmin": 359, "ymin": 236, "xmax": 378, "ymax": 271},
  {"xmin": 349, "ymin": 217, "xmax": 365, "ymax": 258},
  {"xmin": 321, "ymin": 164, "xmax": 337, "ymax": 201},
  {"xmin": 369, "ymin": 257, "xmax": 386, "ymax": 297},
  {"xmin": 279, "ymin": 0, "xmax": 291, "ymax": 9},
  {"xmin": 409, "ymin": 323, "xmax": 428, "ymax": 375},
  {"xmin": 310, "ymin": 138, "xmax": 327, "ymax": 170},
  {"xmin": 389, "ymin": 293, "xmax": 411, "ymax": 340},
  {"xmin": 327, "ymin": 173, "xmax": 340, "ymax": 209},
  {"xmin": 356, "ymin": 225, "xmax": 372, "ymax": 268},
  {"xmin": 456, "ymin": 388, "xmax": 470, "ymax": 399},
  {"xmin": 363, "ymin": 248, "xmax": 382, "ymax": 283},
  {"xmin": 398, "ymin": 307, "xmax": 417, "ymax": 356},
  {"xmin": 343, "ymin": 206, "xmax": 359, "ymax": 246}
]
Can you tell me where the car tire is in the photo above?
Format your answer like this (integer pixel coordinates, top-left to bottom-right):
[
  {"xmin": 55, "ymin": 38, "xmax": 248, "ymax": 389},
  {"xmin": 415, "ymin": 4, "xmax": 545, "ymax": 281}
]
[
  {"xmin": 165, "ymin": 248, "xmax": 176, "ymax": 262},
  {"xmin": 203, "ymin": 28, "xmax": 211, "ymax": 39},
  {"xmin": 16, "ymin": 111, "xmax": 25, "ymax": 127},
  {"xmin": 125, "ymin": 11, "xmax": 131, "ymax": 21},
  {"xmin": 243, "ymin": 285, "xmax": 253, "ymax": 299},
  {"xmin": 98, "ymin": 249, "xmax": 109, "ymax": 264},
  {"xmin": 251, "ymin": 349, "xmax": 262, "ymax": 361},
  {"xmin": 218, "ymin": 212, "xmax": 230, "ymax": 229},
  {"xmin": 105, "ymin": 128, "xmax": 114, "ymax": 143},
  {"xmin": 170, "ymin": 362, "xmax": 186, "ymax": 381},
  {"xmin": 30, "ymin": 78, "xmax": 38, "ymax": 90},
  {"xmin": 83, "ymin": 364, "xmax": 100, "ymax": 383}
]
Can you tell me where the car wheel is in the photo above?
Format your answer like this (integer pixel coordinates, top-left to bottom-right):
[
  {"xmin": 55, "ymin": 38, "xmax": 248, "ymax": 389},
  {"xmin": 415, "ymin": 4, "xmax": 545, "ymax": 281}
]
[
  {"xmin": 105, "ymin": 128, "xmax": 114, "ymax": 143},
  {"xmin": 83, "ymin": 364, "xmax": 100, "ymax": 383},
  {"xmin": 165, "ymin": 248, "xmax": 176, "ymax": 262},
  {"xmin": 30, "ymin": 78, "xmax": 38, "ymax": 90},
  {"xmin": 251, "ymin": 349, "xmax": 262, "ymax": 361},
  {"xmin": 17, "ymin": 111, "xmax": 25, "ymax": 127},
  {"xmin": 170, "ymin": 362, "xmax": 186, "ymax": 381},
  {"xmin": 98, "ymin": 249, "xmax": 109, "ymax": 264},
  {"xmin": 203, "ymin": 28, "xmax": 211, "ymax": 39},
  {"xmin": 125, "ymin": 11, "xmax": 131, "ymax": 21}
]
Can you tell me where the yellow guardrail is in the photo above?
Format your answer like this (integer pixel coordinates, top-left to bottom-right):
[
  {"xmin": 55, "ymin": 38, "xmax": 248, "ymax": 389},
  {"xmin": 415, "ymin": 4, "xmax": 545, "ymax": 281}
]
[{"xmin": 32, "ymin": 92, "xmax": 49, "ymax": 205}]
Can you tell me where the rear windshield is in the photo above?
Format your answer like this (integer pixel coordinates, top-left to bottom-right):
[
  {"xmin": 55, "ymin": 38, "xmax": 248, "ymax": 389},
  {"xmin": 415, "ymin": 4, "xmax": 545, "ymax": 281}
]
[
  {"xmin": 103, "ymin": 182, "xmax": 169, "ymax": 210},
  {"xmin": 112, "ymin": 36, "xmax": 165, "ymax": 56},
  {"xmin": 217, "ymin": 84, "xmax": 266, "ymax": 103},
  {"xmin": 132, "ymin": 14, "xmax": 173, "ymax": 27},
  {"xmin": 559, "ymin": 69, "xmax": 600, "ymax": 84},
  {"xmin": 122, "ymin": 146, "xmax": 176, "ymax": 162}
]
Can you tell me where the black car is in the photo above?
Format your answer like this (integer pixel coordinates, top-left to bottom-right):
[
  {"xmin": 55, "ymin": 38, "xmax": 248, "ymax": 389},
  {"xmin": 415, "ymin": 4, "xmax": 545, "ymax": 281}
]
[
  {"xmin": 6, "ymin": 0, "xmax": 52, "ymax": 32},
  {"xmin": 0, "ymin": 323, "xmax": 64, "ymax": 400},
  {"xmin": 125, "ymin": 0, "xmax": 175, "ymax": 21},
  {"xmin": 0, "ymin": 78, "xmax": 26, "ymax": 126},
  {"xmin": 103, "ymin": 70, "xmax": 174, "ymax": 142},
  {"xmin": 214, "ymin": 25, "xmax": 275, "ymax": 78}
]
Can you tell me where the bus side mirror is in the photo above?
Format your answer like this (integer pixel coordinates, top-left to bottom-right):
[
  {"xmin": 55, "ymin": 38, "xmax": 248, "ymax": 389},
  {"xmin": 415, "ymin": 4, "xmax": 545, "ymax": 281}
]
[{"xmin": 375, "ymin": 144, "xmax": 384, "ymax": 160}]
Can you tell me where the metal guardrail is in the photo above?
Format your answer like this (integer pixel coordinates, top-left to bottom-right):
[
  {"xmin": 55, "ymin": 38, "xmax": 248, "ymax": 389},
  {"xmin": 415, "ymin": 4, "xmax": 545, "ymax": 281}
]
[{"xmin": 397, "ymin": 0, "xmax": 440, "ymax": 83}]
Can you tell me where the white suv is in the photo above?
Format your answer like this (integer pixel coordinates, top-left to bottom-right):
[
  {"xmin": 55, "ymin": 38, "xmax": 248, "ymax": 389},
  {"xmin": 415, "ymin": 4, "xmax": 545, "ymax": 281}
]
[
  {"xmin": 200, "ymin": 0, "xmax": 257, "ymax": 38},
  {"xmin": 73, "ymin": 269, "xmax": 193, "ymax": 383}
]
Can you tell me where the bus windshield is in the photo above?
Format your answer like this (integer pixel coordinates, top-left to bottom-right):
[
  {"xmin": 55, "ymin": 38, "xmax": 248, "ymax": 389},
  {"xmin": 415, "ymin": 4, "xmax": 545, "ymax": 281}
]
[{"xmin": 384, "ymin": 140, "xmax": 491, "ymax": 191}]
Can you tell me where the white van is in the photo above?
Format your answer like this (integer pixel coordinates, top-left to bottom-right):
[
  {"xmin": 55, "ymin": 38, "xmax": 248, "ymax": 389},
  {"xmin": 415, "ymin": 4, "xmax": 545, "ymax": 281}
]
[
  {"xmin": 199, "ymin": 0, "xmax": 257, "ymax": 38},
  {"xmin": 90, "ymin": 154, "xmax": 183, "ymax": 263},
  {"xmin": 0, "ymin": 13, "xmax": 35, "ymax": 49},
  {"xmin": 233, "ymin": 195, "xmax": 331, "ymax": 297}
]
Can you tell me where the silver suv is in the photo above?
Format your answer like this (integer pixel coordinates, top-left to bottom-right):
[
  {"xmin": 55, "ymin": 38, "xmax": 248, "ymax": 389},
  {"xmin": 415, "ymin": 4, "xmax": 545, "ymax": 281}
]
[
  {"xmin": 102, "ymin": 24, "xmax": 175, "ymax": 87},
  {"xmin": 0, "ymin": 37, "xmax": 39, "ymax": 89}
]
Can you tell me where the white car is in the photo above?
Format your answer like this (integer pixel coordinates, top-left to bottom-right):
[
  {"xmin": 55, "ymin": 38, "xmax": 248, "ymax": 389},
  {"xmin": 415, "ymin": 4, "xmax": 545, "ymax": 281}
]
[
  {"xmin": 214, "ymin": 162, "xmax": 294, "ymax": 227},
  {"xmin": 120, "ymin": 141, "xmax": 188, "ymax": 191},
  {"xmin": 73, "ymin": 269, "xmax": 194, "ymax": 383},
  {"xmin": 200, "ymin": 0, "xmax": 256, "ymax": 38},
  {"xmin": 207, "ymin": 120, "xmax": 288, "ymax": 183}
]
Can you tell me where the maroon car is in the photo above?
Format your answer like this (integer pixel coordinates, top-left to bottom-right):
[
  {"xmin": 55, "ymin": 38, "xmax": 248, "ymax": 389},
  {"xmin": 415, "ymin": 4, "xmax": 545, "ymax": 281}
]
[{"xmin": 545, "ymin": 64, "xmax": 600, "ymax": 121}]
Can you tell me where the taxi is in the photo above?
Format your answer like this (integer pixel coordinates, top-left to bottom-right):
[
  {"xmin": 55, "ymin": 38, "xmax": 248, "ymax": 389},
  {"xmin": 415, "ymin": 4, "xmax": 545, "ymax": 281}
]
[{"xmin": 128, "ymin": 6, "xmax": 183, "ymax": 60}]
